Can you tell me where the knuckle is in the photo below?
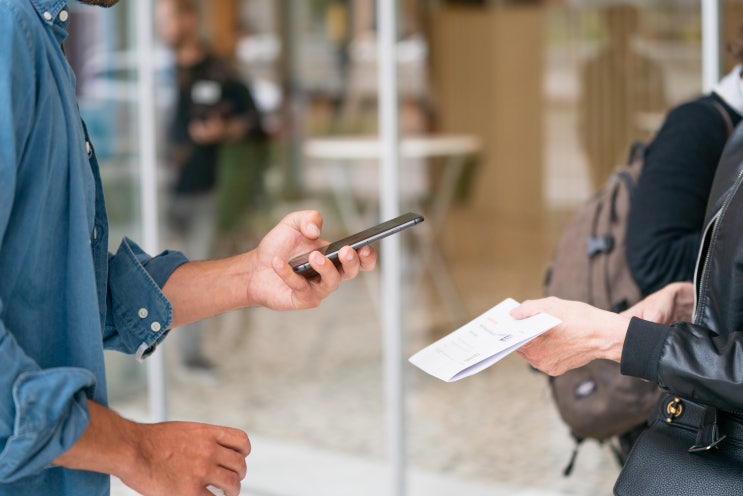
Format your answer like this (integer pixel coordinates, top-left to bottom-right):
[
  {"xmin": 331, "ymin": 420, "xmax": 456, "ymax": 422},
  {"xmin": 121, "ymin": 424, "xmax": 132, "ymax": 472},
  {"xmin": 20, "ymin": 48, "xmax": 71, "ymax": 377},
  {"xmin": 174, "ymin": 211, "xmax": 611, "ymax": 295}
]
[
  {"xmin": 226, "ymin": 473, "xmax": 241, "ymax": 495},
  {"xmin": 236, "ymin": 458, "xmax": 248, "ymax": 479}
]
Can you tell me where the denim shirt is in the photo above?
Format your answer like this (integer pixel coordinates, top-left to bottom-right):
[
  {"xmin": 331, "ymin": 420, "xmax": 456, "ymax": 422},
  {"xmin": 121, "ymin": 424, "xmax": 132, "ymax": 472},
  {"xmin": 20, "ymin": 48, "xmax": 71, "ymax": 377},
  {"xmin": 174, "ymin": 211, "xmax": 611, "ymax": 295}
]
[{"xmin": 0, "ymin": 1, "xmax": 187, "ymax": 494}]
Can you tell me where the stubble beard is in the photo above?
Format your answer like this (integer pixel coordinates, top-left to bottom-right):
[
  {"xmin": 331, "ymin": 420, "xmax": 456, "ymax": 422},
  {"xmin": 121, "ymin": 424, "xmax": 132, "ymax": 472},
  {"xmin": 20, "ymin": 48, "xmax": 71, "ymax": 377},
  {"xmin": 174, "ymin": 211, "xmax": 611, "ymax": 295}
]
[{"xmin": 77, "ymin": 0, "xmax": 120, "ymax": 7}]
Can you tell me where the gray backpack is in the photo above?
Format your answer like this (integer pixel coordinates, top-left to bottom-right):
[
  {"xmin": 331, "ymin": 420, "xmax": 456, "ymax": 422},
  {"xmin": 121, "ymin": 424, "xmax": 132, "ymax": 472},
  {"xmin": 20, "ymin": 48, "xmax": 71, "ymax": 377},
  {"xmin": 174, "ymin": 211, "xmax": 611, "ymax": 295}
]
[{"xmin": 544, "ymin": 142, "xmax": 661, "ymax": 473}]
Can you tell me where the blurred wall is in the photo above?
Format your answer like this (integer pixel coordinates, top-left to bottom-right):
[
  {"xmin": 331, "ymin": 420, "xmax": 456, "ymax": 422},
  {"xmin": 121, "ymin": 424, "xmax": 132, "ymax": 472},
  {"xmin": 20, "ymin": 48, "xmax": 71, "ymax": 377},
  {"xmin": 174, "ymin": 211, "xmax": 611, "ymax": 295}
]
[{"xmin": 430, "ymin": 4, "xmax": 545, "ymax": 221}]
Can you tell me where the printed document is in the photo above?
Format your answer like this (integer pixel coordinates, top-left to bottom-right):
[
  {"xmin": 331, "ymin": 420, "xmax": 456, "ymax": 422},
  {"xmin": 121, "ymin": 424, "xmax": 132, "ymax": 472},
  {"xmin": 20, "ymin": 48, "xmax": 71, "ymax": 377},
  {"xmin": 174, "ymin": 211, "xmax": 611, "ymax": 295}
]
[{"xmin": 409, "ymin": 298, "xmax": 561, "ymax": 382}]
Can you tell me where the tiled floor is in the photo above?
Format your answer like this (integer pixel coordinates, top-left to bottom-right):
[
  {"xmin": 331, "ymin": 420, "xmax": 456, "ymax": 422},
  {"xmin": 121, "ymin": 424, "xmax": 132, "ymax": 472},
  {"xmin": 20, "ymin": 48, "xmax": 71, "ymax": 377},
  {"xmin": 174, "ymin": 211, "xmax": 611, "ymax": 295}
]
[{"xmin": 109, "ymin": 199, "xmax": 621, "ymax": 495}]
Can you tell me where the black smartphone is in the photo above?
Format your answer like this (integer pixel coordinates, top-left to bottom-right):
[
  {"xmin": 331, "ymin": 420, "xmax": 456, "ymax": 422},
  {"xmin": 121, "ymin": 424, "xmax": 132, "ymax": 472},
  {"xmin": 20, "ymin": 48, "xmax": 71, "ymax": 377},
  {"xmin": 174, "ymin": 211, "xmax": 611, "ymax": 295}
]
[{"xmin": 289, "ymin": 212, "xmax": 424, "ymax": 278}]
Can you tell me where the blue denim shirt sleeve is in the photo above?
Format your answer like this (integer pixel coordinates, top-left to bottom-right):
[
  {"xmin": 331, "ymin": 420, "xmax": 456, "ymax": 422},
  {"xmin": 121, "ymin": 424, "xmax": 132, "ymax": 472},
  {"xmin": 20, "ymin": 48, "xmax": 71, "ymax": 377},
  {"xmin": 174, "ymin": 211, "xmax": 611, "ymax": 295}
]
[
  {"xmin": 0, "ymin": 1, "xmax": 192, "ymax": 484},
  {"xmin": 0, "ymin": 1, "xmax": 97, "ymax": 482},
  {"xmin": 103, "ymin": 238, "xmax": 188, "ymax": 359},
  {"xmin": 0, "ymin": 352, "xmax": 96, "ymax": 482}
]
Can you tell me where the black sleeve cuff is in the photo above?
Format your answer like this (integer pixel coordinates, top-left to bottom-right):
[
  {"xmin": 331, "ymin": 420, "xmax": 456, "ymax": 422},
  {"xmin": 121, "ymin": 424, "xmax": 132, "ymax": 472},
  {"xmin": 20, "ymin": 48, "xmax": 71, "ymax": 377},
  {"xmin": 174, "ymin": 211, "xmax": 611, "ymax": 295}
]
[{"xmin": 620, "ymin": 317, "xmax": 671, "ymax": 383}]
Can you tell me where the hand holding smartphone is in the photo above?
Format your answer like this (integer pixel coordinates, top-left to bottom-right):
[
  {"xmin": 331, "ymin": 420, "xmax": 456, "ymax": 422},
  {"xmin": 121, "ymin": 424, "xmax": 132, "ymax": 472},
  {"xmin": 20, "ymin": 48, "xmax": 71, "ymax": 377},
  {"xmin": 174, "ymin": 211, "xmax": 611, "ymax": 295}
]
[{"xmin": 289, "ymin": 212, "xmax": 424, "ymax": 279}]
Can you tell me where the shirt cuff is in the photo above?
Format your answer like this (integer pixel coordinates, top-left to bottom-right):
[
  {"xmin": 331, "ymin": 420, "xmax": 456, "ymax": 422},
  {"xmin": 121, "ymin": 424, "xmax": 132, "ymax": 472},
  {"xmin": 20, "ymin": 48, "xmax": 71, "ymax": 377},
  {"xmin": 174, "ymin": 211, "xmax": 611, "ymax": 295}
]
[
  {"xmin": 139, "ymin": 249, "xmax": 188, "ymax": 289},
  {"xmin": 108, "ymin": 238, "xmax": 187, "ymax": 359},
  {"xmin": 620, "ymin": 317, "xmax": 671, "ymax": 383},
  {"xmin": 0, "ymin": 368, "xmax": 95, "ymax": 482}
]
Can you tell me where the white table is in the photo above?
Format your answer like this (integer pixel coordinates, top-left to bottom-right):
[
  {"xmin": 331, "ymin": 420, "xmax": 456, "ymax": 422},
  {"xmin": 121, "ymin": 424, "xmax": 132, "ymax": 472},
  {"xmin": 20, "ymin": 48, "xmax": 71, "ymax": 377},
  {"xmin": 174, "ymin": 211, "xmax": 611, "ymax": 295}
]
[{"xmin": 302, "ymin": 134, "xmax": 481, "ymax": 323}]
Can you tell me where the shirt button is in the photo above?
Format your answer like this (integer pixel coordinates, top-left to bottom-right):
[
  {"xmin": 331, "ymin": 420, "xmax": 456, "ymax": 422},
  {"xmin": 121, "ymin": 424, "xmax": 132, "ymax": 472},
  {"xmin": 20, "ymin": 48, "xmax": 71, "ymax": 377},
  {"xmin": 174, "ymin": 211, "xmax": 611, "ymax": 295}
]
[
  {"xmin": 86, "ymin": 141, "xmax": 92, "ymax": 157},
  {"xmin": 150, "ymin": 322, "xmax": 161, "ymax": 333},
  {"xmin": 92, "ymin": 226, "xmax": 98, "ymax": 240},
  {"xmin": 59, "ymin": 10, "xmax": 69, "ymax": 22},
  {"xmin": 138, "ymin": 308, "xmax": 149, "ymax": 319},
  {"xmin": 43, "ymin": 11, "xmax": 52, "ymax": 21}
]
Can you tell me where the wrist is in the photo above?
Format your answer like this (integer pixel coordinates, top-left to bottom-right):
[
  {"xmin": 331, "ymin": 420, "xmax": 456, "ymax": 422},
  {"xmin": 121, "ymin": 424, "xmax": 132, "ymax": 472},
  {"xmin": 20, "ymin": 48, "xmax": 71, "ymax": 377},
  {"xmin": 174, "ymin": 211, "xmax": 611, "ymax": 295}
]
[
  {"xmin": 164, "ymin": 253, "xmax": 255, "ymax": 327},
  {"xmin": 233, "ymin": 250, "xmax": 258, "ymax": 308},
  {"xmin": 53, "ymin": 401, "xmax": 139, "ymax": 478},
  {"xmin": 601, "ymin": 313, "xmax": 631, "ymax": 363}
]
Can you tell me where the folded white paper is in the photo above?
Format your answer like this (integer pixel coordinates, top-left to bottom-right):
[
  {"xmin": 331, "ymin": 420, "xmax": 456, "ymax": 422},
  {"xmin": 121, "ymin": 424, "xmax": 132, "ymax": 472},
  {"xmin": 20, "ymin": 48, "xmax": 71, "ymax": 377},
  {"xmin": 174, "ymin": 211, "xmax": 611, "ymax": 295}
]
[{"xmin": 409, "ymin": 298, "xmax": 561, "ymax": 382}]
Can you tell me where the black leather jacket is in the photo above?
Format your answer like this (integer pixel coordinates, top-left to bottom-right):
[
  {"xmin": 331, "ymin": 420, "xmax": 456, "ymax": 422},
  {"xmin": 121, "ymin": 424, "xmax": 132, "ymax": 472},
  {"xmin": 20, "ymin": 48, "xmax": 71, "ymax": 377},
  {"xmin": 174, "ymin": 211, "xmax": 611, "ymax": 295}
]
[{"xmin": 622, "ymin": 122, "xmax": 743, "ymax": 413}]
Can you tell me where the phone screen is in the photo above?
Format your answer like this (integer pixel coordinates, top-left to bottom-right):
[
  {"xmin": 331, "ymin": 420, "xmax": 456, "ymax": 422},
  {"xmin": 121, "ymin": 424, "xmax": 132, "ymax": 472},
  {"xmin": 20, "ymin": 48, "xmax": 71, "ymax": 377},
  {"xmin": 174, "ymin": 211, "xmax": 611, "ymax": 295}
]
[{"xmin": 289, "ymin": 212, "xmax": 424, "ymax": 278}]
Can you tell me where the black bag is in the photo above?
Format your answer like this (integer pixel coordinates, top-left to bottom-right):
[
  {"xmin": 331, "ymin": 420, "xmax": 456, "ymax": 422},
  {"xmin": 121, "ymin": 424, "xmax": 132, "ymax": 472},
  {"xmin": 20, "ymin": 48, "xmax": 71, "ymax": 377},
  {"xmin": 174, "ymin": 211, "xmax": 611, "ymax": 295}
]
[{"xmin": 614, "ymin": 395, "xmax": 743, "ymax": 495}]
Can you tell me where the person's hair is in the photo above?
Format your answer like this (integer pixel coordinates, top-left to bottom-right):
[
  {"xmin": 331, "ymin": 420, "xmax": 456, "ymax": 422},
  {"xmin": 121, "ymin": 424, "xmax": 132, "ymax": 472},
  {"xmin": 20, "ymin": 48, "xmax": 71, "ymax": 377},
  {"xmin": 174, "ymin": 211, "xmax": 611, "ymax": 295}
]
[{"xmin": 728, "ymin": 25, "xmax": 743, "ymax": 66}]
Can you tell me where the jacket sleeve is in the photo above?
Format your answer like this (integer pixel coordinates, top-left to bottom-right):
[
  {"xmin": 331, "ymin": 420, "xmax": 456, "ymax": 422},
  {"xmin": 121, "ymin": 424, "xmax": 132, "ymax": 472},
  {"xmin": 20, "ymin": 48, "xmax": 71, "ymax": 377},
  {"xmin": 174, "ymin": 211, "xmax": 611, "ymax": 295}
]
[
  {"xmin": 625, "ymin": 98, "xmax": 738, "ymax": 295},
  {"xmin": 621, "ymin": 317, "xmax": 743, "ymax": 412}
]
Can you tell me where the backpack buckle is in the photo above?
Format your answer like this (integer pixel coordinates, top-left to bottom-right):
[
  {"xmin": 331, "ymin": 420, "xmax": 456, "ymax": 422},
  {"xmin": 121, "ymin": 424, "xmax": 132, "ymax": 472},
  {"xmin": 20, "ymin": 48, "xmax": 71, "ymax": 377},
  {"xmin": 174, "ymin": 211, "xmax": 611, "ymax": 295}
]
[{"xmin": 586, "ymin": 235, "xmax": 614, "ymax": 257}]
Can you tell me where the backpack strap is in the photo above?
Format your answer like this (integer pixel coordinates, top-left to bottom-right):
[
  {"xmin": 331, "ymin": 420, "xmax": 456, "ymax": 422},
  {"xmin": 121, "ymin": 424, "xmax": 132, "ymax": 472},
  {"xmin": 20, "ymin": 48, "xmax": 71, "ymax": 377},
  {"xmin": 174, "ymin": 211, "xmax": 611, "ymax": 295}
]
[
  {"xmin": 709, "ymin": 99, "xmax": 735, "ymax": 138},
  {"xmin": 562, "ymin": 438, "xmax": 583, "ymax": 476}
]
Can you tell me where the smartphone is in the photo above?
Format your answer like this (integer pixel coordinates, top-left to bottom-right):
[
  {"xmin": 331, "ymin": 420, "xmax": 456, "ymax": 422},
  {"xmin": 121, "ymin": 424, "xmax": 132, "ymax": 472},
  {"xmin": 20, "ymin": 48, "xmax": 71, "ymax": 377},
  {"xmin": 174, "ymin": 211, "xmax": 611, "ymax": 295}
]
[{"xmin": 289, "ymin": 212, "xmax": 425, "ymax": 278}]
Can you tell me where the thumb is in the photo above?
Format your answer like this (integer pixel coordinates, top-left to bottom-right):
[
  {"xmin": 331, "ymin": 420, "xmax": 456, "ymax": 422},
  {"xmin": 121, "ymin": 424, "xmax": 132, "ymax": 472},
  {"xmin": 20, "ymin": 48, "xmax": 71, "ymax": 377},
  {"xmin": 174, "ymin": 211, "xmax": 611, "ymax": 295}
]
[
  {"xmin": 509, "ymin": 298, "xmax": 554, "ymax": 320},
  {"xmin": 282, "ymin": 210, "xmax": 323, "ymax": 240}
]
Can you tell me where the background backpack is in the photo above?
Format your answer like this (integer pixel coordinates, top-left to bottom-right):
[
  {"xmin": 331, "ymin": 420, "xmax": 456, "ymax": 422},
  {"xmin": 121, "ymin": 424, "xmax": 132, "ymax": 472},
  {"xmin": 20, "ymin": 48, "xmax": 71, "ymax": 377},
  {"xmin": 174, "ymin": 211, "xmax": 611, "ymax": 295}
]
[
  {"xmin": 543, "ymin": 142, "xmax": 661, "ymax": 474},
  {"xmin": 545, "ymin": 141, "xmax": 644, "ymax": 313}
]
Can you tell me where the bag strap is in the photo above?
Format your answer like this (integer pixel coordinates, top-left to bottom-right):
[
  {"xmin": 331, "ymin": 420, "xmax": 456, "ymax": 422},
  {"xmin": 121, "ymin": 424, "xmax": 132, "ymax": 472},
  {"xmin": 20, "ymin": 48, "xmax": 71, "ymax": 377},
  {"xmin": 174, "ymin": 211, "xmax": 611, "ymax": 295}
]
[
  {"xmin": 709, "ymin": 99, "xmax": 735, "ymax": 138},
  {"xmin": 689, "ymin": 405, "xmax": 727, "ymax": 452}
]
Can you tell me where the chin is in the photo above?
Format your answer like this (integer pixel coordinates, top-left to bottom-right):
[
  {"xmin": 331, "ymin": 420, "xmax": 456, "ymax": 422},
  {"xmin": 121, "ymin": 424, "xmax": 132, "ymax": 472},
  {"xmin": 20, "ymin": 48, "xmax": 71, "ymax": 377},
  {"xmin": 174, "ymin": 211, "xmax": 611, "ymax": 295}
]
[{"xmin": 78, "ymin": 0, "xmax": 120, "ymax": 6}]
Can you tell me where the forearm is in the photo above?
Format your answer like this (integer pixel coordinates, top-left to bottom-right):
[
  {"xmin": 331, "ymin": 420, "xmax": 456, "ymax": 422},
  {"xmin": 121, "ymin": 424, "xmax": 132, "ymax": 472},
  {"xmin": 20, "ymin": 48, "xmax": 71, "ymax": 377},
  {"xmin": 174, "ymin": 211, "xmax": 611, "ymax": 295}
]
[
  {"xmin": 161, "ymin": 252, "xmax": 255, "ymax": 328},
  {"xmin": 626, "ymin": 231, "xmax": 701, "ymax": 295},
  {"xmin": 54, "ymin": 401, "xmax": 252, "ymax": 495},
  {"xmin": 52, "ymin": 401, "xmax": 137, "ymax": 479}
]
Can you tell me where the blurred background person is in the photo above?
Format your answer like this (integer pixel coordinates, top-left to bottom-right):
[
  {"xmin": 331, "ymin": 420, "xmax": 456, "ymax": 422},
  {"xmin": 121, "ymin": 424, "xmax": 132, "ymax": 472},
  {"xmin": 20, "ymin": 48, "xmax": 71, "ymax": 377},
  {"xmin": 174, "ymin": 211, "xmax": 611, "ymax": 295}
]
[
  {"xmin": 156, "ymin": 0, "xmax": 267, "ymax": 372},
  {"xmin": 578, "ymin": 4, "xmax": 667, "ymax": 189}
]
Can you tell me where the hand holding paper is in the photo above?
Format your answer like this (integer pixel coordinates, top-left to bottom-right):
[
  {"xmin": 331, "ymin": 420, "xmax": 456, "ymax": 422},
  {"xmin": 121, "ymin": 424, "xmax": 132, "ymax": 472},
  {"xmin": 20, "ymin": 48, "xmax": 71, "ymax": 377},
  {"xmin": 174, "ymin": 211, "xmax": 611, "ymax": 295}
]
[{"xmin": 409, "ymin": 298, "xmax": 561, "ymax": 382}]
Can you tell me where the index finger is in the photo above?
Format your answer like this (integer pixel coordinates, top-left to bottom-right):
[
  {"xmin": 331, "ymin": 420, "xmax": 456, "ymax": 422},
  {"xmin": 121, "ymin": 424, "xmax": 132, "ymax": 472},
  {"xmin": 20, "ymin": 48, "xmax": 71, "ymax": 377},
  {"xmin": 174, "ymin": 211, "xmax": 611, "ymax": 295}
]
[
  {"xmin": 335, "ymin": 245, "xmax": 361, "ymax": 280},
  {"xmin": 356, "ymin": 245, "xmax": 377, "ymax": 272}
]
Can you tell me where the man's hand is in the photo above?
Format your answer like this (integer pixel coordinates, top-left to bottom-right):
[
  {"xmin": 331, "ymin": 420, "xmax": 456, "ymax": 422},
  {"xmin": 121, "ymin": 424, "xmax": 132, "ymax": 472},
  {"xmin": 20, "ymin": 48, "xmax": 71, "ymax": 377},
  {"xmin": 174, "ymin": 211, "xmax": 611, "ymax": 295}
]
[
  {"xmin": 189, "ymin": 116, "xmax": 250, "ymax": 145},
  {"xmin": 621, "ymin": 281, "xmax": 694, "ymax": 325},
  {"xmin": 54, "ymin": 401, "xmax": 251, "ymax": 496},
  {"xmin": 189, "ymin": 117, "xmax": 227, "ymax": 145},
  {"xmin": 510, "ymin": 297, "xmax": 630, "ymax": 376},
  {"xmin": 162, "ymin": 210, "xmax": 377, "ymax": 327},
  {"xmin": 121, "ymin": 420, "xmax": 250, "ymax": 496},
  {"xmin": 245, "ymin": 210, "xmax": 377, "ymax": 310}
]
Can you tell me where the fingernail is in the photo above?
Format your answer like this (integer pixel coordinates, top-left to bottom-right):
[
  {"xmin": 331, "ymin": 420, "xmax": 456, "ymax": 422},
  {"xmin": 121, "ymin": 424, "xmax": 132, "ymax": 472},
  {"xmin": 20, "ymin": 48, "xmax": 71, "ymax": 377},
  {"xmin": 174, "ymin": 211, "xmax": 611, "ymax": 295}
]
[
  {"xmin": 312, "ymin": 252, "xmax": 326, "ymax": 265},
  {"xmin": 359, "ymin": 246, "xmax": 370, "ymax": 257},
  {"xmin": 308, "ymin": 224, "xmax": 320, "ymax": 237}
]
